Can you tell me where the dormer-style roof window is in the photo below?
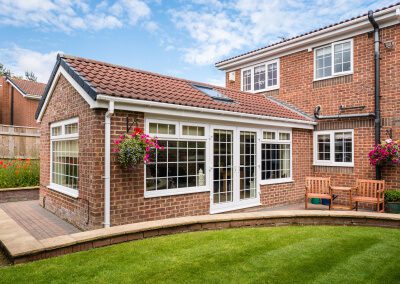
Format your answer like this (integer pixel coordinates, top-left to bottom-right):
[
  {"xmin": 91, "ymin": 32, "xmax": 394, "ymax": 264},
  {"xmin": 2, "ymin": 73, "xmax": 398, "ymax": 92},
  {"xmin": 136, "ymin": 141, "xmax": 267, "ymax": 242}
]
[{"xmin": 193, "ymin": 84, "xmax": 234, "ymax": 103}]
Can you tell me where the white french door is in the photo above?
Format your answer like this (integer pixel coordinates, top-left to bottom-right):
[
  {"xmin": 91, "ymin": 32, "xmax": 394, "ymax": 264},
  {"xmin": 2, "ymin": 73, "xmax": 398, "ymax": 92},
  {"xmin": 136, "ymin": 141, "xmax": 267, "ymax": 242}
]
[{"xmin": 210, "ymin": 126, "xmax": 260, "ymax": 213}]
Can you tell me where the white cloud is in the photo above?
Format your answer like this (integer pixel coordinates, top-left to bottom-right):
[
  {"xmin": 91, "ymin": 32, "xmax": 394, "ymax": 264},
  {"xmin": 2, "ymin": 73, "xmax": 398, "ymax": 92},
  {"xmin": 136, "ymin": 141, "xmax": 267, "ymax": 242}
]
[
  {"xmin": 170, "ymin": 0, "xmax": 394, "ymax": 65},
  {"xmin": 0, "ymin": 46, "xmax": 61, "ymax": 82},
  {"xmin": 0, "ymin": 0, "xmax": 151, "ymax": 32},
  {"xmin": 143, "ymin": 21, "xmax": 159, "ymax": 33},
  {"xmin": 207, "ymin": 76, "xmax": 225, "ymax": 87}
]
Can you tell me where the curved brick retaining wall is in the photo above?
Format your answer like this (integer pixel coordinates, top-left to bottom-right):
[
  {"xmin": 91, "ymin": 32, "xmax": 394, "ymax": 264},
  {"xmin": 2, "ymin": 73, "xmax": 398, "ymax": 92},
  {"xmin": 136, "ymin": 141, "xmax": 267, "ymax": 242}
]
[{"xmin": 1, "ymin": 210, "xmax": 399, "ymax": 264}]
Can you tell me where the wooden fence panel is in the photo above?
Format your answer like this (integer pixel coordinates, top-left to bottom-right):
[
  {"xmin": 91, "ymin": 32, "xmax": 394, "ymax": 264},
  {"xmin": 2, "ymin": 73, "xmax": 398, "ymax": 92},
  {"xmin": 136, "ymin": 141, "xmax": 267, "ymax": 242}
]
[{"xmin": 0, "ymin": 125, "xmax": 40, "ymax": 159}]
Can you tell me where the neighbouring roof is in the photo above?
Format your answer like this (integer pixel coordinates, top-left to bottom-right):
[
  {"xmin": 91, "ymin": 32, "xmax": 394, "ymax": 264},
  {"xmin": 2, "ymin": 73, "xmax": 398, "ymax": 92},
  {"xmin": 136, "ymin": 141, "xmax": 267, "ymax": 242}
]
[
  {"xmin": 36, "ymin": 54, "xmax": 314, "ymax": 123},
  {"xmin": 7, "ymin": 77, "xmax": 46, "ymax": 97},
  {"xmin": 215, "ymin": 2, "xmax": 400, "ymax": 66}
]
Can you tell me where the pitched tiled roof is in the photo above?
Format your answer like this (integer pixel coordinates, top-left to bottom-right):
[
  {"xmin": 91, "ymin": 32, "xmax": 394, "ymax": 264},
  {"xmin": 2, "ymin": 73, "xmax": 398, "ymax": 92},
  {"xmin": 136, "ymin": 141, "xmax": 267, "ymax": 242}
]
[
  {"xmin": 216, "ymin": 2, "xmax": 400, "ymax": 65},
  {"xmin": 60, "ymin": 55, "xmax": 313, "ymax": 122},
  {"xmin": 8, "ymin": 77, "xmax": 46, "ymax": 97}
]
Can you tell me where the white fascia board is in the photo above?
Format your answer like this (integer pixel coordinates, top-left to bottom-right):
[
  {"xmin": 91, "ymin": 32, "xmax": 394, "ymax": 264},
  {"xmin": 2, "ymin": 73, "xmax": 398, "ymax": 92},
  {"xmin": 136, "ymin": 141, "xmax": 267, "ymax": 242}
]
[
  {"xmin": 6, "ymin": 79, "xmax": 41, "ymax": 100},
  {"xmin": 95, "ymin": 94, "xmax": 316, "ymax": 129},
  {"xmin": 5, "ymin": 79, "xmax": 29, "ymax": 97},
  {"xmin": 216, "ymin": 7, "xmax": 400, "ymax": 71},
  {"xmin": 36, "ymin": 65, "xmax": 99, "ymax": 122}
]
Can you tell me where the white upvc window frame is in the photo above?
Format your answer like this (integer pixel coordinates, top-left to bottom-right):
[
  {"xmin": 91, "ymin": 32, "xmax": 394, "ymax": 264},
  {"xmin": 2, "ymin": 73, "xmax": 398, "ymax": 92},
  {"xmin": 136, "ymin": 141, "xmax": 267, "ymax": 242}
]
[
  {"xmin": 241, "ymin": 59, "xmax": 280, "ymax": 93},
  {"xmin": 314, "ymin": 38, "xmax": 354, "ymax": 81},
  {"xmin": 49, "ymin": 117, "xmax": 79, "ymax": 198},
  {"xmin": 260, "ymin": 129, "xmax": 293, "ymax": 185},
  {"xmin": 144, "ymin": 118, "xmax": 209, "ymax": 198},
  {"xmin": 313, "ymin": 129, "xmax": 354, "ymax": 167}
]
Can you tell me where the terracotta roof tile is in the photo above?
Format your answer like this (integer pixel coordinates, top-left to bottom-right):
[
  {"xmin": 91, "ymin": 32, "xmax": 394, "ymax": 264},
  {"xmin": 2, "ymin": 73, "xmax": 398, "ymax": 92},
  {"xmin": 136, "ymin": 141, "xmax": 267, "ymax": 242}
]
[
  {"xmin": 61, "ymin": 55, "xmax": 313, "ymax": 122},
  {"xmin": 8, "ymin": 77, "xmax": 46, "ymax": 97}
]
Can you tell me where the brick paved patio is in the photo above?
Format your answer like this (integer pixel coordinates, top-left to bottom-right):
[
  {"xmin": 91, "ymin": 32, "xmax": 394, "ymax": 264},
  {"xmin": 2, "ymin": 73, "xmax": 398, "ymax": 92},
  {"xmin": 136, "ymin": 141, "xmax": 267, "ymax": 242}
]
[{"xmin": 0, "ymin": 201, "xmax": 80, "ymax": 240}]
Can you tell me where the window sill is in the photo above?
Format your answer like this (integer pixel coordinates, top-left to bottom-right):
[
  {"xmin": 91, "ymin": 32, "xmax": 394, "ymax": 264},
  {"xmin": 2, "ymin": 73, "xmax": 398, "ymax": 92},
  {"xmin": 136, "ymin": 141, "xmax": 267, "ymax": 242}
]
[
  {"xmin": 251, "ymin": 86, "xmax": 279, "ymax": 93},
  {"xmin": 260, "ymin": 178, "xmax": 293, "ymax": 185},
  {"xmin": 313, "ymin": 72, "xmax": 353, "ymax": 82},
  {"xmin": 313, "ymin": 163, "xmax": 354, "ymax": 168},
  {"xmin": 47, "ymin": 184, "xmax": 79, "ymax": 198},
  {"xmin": 144, "ymin": 187, "xmax": 209, "ymax": 198}
]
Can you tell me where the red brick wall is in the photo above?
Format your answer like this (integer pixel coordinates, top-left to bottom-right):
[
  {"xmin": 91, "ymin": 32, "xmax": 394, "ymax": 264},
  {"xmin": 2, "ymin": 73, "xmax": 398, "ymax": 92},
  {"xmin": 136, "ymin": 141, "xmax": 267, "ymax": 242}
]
[
  {"xmin": 108, "ymin": 112, "xmax": 210, "ymax": 226},
  {"xmin": 226, "ymin": 24, "xmax": 400, "ymax": 189},
  {"xmin": 39, "ymin": 75, "xmax": 105, "ymax": 230},
  {"xmin": 40, "ymin": 75, "xmax": 210, "ymax": 230},
  {"xmin": 0, "ymin": 78, "xmax": 39, "ymax": 127},
  {"xmin": 260, "ymin": 128, "xmax": 313, "ymax": 207}
]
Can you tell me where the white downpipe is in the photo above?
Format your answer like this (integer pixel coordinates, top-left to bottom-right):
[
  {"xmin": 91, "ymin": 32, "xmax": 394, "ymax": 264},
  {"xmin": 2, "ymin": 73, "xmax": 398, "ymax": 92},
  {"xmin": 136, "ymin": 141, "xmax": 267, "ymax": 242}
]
[{"xmin": 104, "ymin": 100, "xmax": 114, "ymax": 228}]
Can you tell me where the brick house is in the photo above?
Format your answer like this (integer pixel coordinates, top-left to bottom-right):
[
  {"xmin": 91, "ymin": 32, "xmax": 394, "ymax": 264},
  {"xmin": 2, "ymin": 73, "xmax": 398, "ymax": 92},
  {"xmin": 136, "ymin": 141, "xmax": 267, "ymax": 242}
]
[
  {"xmin": 0, "ymin": 76, "xmax": 46, "ymax": 127},
  {"xmin": 216, "ymin": 4, "xmax": 400, "ymax": 190},
  {"xmin": 35, "ymin": 4, "xmax": 399, "ymax": 230},
  {"xmin": 35, "ymin": 54, "xmax": 314, "ymax": 230}
]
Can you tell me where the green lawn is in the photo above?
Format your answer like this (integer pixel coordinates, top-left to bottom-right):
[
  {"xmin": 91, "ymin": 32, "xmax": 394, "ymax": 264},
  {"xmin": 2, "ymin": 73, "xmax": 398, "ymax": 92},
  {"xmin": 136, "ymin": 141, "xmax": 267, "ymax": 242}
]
[{"xmin": 1, "ymin": 226, "xmax": 400, "ymax": 283}]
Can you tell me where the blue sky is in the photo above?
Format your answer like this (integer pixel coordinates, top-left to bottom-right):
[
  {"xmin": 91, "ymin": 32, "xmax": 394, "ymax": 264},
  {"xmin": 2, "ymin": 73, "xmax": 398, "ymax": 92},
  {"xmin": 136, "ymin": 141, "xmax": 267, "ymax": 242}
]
[{"xmin": 0, "ymin": 0, "xmax": 395, "ymax": 85}]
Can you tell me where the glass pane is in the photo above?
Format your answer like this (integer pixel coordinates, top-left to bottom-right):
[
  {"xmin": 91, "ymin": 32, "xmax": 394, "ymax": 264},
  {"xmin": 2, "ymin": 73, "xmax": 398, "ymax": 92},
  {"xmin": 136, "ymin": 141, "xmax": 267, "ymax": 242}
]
[
  {"xmin": 65, "ymin": 123, "xmax": 78, "ymax": 135},
  {"xmin": 168, "ymin": 124, "xmax": 176, "ymax": 135},
  {"xmin": 182, "ymin": 126, "xmax": 188, "ymax": 135},
  {"xmin": 240, "ymin": 131, "xmax": 257, "ymax": 200},
  {"xmin": 279, "ymin": 133, "xmax": 290, "ymax": 140},
  {"xmin": 261, "ymin": 143, "xmax": 290, "ymax": 181},
  {"xmin": 213, "ymin": 129, "xmax": 233, "ymax": 204},
  {"xmin": 51, "ymin": 139, "xmax": 79, "ymax": 190},
  {"xmin": 149, "ymin": 123, "xmax": 157, "ymax": 134},
  {"xmin": 334, "ymin": 132, "xmax": 352, "ymax": 163},
  {"xmin": 263, "ymin": 131, "xmax": 275, "ymax": 140},
  {"xmin": 51, "ymin": 126, "xmax": 62, "ymax": 136},
  {"xmin": 146, "ymin": 139, "xmax": 207, "ymax": 192},
  {"xmin": 254, "ymin": 65, "xmax": 266, "ymax": 91}
]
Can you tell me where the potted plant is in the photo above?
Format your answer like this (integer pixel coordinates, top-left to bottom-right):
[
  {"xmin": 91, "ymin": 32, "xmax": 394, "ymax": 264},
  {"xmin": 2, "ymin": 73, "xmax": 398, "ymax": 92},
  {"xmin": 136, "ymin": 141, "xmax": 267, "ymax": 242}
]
[
  {"xmin": 114, "ymin": 127, "xmax": 163, "ymax": 168},
  {"xmin": 368, "ymin": 139, "xmax": 400, "ymax": 167},
  {"xmin": 385, "ymin": 190, "xmax": 400, "ymax": 214}
]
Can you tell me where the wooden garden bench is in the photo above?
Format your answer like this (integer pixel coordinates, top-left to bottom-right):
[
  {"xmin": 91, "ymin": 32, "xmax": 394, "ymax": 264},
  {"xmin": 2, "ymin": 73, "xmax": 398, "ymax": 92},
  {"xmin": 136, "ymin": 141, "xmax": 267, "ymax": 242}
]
[
  {"xmin": 305, "ymin": 177, "xmax": 332, "ymax": 210},
  {"xmin": 352, "ymin": 179, "xmax": 385, "ymax": 212}
]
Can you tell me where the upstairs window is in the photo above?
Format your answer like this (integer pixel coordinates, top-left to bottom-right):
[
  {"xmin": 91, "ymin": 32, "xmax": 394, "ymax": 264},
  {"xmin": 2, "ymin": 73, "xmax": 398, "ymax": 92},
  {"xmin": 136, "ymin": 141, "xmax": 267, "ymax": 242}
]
[
  {"xmin": 254, "ymin": 65, "xmax": 266, "ymax": 91},
  {"xmin": 242, "ymin": 69, "xmax": 251, "ymax": 91},
  {"xmin": 315, "ymin": 39, "xmax": 353, "ymax": 80},
  {"xmin": 241, "ymin": 59, "xmax": 279, "ymax": 92}
]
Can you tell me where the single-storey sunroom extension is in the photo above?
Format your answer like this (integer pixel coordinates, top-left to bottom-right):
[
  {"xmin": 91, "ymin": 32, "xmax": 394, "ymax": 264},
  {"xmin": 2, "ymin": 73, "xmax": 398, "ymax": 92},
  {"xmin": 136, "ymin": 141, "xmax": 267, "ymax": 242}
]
[{"xmin": 36, "ymin": 55, "xmax": 316, "ymax": 230}]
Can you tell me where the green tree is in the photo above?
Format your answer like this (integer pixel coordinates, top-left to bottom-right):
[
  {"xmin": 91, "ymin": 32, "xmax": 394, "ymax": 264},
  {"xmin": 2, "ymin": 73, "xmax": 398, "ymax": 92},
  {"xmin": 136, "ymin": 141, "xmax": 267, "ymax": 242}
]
[
  {"xmin": 0, "ymin": 63, "xmax": 11, "ymax": 77},
  {"xmin": 25, "ymin": 71, "xmax": 37, "ymax": 82}
]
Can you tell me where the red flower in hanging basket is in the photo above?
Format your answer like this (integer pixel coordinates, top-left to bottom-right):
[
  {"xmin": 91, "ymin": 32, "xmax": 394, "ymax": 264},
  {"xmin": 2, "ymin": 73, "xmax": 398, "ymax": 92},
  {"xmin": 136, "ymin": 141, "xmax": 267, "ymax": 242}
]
[
  {"xmin": 114, "ymin": 128, "xmax": 163, "ymax": 168},
  {"xmin": 369, "ymin": 139, "xmax": 400, "ymax": 166}
]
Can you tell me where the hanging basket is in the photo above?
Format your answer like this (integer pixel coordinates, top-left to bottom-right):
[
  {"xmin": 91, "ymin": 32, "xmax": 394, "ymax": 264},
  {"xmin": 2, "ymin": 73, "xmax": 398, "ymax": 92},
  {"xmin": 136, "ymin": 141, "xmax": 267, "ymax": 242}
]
[
  {"xmin": 114, "ymin": 128, "xmax": 163, "ymax": 169},
  {"xmin": 368, "ymin": 139, "xmax": 400, "ymax": 167}
]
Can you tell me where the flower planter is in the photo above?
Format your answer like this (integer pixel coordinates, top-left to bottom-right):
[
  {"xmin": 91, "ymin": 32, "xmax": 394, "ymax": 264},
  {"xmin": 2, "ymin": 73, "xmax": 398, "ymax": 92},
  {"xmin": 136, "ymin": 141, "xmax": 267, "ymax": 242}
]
[
  {"xmin": 311, "ymin": 198, "xmax": 320, "ymax": 204},
  {"xmin": 321, "ymin": 199, "xmax": 331, "ymax": 206},
  {"xmin": 385, "ymin": 202, "xmax": 400, "ymax": 214}
]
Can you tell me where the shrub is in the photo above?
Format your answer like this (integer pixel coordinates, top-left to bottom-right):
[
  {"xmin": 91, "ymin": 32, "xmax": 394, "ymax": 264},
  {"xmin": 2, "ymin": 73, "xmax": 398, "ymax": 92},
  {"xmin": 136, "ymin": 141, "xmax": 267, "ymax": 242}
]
[
  {"xmin": 0, "ymin": 158, "xmax": 40, "ymax": 188},
  {"xmin": 385, "ymin": 190, "xmax": 400, "ymax": 203}
]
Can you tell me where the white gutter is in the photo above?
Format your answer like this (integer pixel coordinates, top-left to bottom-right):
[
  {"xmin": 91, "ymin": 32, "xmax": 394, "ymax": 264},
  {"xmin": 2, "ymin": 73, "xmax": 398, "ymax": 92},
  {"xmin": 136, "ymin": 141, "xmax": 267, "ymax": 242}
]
[
  {"xmin": 104, "ymin": 100, "xmax": 114, "ymax": 228},
  {"xmin": 215, "ymin": 5, "xmax": 399, "ymax": 70},
  {"xmin": 96, "ymin": 94, "xmax": 316, "ymax": 127}
]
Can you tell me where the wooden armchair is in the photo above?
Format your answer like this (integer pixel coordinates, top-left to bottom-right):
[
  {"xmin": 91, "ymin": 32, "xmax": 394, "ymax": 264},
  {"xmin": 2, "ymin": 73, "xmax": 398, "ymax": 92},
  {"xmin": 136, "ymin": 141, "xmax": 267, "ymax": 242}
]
[
  {"xmin": 305, "ymin": 177, "xmax": 332, "ymax": 210},
  {"xmin": 352, "ymin": 179, "xmax": 385, "ymax": 212}
]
